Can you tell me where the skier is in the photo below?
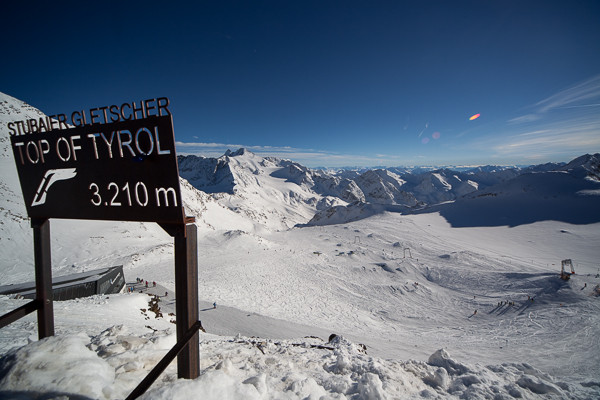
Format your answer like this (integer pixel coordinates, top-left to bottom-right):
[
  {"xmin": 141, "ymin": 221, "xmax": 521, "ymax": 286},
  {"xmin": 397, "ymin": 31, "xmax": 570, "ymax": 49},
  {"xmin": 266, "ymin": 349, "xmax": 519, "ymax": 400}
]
[{"xmin": 213, "ymin": 302, "xmax": 217, "ymax": 309}]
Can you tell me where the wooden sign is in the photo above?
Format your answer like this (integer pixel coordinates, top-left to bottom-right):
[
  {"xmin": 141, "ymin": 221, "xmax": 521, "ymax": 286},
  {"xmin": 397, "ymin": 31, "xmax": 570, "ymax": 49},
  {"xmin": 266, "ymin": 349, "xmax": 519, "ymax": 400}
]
[{"xmin": 9, "ymin": 99, "xmax": 184, "ymax": 224}]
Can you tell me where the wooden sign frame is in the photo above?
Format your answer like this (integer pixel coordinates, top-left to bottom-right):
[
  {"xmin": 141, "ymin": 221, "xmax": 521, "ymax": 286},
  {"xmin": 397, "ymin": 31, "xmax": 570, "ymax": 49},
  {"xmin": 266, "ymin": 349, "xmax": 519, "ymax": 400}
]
[{"xmin": 1, "ymin": 102, "xmax": 200, "ymax": 383}]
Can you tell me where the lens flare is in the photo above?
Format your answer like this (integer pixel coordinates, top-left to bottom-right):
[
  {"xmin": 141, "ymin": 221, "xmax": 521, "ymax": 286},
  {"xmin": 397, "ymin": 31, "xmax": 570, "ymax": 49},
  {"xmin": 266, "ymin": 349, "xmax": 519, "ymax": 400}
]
[
  {"xmin": 421, "ymin": 137, "xmax": 430, "ymax": 144},
  {"xmin": 432, "ymin": 131, "xmax": 441, "ymax": 139},
  {"xmin": 469, "ymin": 113, "xmax": 481, "ymax": 121}
]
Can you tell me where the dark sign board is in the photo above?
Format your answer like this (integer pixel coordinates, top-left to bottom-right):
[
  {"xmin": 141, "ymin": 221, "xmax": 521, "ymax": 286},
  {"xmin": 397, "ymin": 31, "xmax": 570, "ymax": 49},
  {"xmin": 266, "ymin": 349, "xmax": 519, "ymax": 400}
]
[{"xmin": 10, "ymin": 115, "xmax": 184, "ymax": 224}]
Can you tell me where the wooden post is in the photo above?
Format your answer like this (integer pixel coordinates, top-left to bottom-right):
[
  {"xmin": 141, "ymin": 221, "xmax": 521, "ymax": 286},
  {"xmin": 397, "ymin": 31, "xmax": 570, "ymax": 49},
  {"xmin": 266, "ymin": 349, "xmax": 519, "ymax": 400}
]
[
  {"xmin": 31, "ymin": 218, "xmax": 54, "ymax": 339},
  {"xmin": 173, "ymin": 222, "xmax": 199, "ymax": 379}
]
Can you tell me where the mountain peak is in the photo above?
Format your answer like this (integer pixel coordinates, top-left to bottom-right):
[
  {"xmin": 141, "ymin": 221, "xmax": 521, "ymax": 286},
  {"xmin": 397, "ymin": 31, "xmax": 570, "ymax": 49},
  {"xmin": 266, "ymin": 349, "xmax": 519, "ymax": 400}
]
[
  {"xmin": 559, "ymin": 153, "xmax": 600, "ymax": 180},
  {"xmin": 224, "ymin": 148, "xmax": 250, "ymax": 157}
]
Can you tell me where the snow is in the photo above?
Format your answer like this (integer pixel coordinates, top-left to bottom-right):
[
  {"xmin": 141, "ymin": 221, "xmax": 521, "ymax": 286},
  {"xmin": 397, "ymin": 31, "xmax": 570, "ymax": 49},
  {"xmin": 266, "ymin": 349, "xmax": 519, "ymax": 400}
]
[
  {"xmin": 466, "ymin": 179, "xmax": 478, "ymax": 190},
  {"xmin": 431, "ymin": 173, "xmax": 451, "ymax": 190},
  {"xmin": 3, "ymin": 296, "xmax": 594, "ymax": 399},
  {"xmin": 1, "ymin": 92, "xmax": 600, "ymax": 399},
  {"xmin": 1, "ymin": 333, "xmax": 116, "ymax": 397}
]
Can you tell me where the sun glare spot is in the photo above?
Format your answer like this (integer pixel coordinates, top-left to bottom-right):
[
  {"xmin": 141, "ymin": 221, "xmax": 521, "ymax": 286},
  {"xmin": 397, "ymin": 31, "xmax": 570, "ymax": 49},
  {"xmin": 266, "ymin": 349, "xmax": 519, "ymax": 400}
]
[{"xmin": 469, "ymin": 113, "xmax": 481, "ymax": 120}]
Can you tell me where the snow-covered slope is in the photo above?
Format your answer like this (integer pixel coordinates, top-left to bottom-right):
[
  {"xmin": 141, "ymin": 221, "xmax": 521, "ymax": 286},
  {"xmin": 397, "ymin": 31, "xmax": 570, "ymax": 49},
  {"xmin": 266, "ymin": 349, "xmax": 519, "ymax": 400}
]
[
  {"xmin": 2, "ymin": 210, "xmax": 599, "ymax": 399},
  {"xmin": 398, "ymin": 168, "xmax": 478, "ymax": 205},
  {"xmin": 353, "ymin": 169, "xmax": 417, "ymax": 205},
  {"xmin": 0, "ymin": 93, "xmax": 90, "ymax": 282},
  {"xmin": 2, "ymin": 297, "xmax": 591, "ymax": 400},
  {"xmin": 557, "ymin": 153, "xmax": 600, "ymax": 181},
  {"xmin": 304, "ymin": 157, "xmax": 600, "ymax": 227},
  {"xmin": 271, "ymin": 159, "xmax": 365, "ymax": 203},
  {"xmin": 180, "ymin": 149, "xmax": 346, "ymax": 232},
  {"xmin": 416, "ymin": 168, "xmax": 600, "ymax": 228}
]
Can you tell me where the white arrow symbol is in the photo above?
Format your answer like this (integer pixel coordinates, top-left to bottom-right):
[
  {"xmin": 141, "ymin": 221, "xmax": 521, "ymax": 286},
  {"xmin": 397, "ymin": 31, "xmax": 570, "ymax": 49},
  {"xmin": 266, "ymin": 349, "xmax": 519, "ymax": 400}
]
[{"xmin": 31, "ymin": 168, "xmax": 77, "ymax": 207}]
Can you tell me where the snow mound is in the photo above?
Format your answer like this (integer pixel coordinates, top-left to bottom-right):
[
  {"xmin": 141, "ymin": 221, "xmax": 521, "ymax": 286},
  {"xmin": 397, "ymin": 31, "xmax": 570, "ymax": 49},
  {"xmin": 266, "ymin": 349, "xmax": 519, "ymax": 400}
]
[
  {"xmin": 0, "ymin": 329, "xmax": 591, "ymax": 400},
  {"xmin": 304, "ymin": 202, "xmax": 411, "ymax": 226},
  {"xmin": 427, "ymin": 348, "xmax": 472, "ymax": 375},
  {"xmin": 0, "ymin": 333, "xmax": 115, "ymax": 398}
]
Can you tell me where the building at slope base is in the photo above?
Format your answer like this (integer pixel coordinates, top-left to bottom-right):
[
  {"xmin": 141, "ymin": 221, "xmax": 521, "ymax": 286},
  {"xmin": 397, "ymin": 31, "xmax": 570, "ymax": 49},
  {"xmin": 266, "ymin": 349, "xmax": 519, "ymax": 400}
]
[{"xmin": 0, "ymin": 266, "xmax": 125, "ymax": 301}]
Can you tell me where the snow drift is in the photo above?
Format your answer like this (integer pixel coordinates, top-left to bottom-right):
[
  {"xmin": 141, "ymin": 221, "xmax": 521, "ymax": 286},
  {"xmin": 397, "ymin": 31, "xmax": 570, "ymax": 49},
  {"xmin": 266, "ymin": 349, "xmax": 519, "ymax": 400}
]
[{"xmin": 1, "ymin": 293, "xmax": 595, "ymax": 399}]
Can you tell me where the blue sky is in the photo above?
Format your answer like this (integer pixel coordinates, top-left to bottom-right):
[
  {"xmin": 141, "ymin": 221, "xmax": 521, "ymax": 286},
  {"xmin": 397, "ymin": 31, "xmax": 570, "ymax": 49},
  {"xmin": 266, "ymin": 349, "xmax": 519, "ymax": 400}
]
[{"xmin": 2, "ymin": 1, "xmax": 599, "ymax": 167}]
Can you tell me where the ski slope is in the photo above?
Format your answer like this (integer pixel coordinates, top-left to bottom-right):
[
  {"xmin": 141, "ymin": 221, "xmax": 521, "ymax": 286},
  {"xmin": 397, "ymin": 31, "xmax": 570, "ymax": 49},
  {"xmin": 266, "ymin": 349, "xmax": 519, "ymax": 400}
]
[
  {"xmin": 1, "ymin": 212, "xmax": 599, "ymax": 399},
  {"xmin": 191, "ymin": 211, "xmax": 600, "ymax": 380}
]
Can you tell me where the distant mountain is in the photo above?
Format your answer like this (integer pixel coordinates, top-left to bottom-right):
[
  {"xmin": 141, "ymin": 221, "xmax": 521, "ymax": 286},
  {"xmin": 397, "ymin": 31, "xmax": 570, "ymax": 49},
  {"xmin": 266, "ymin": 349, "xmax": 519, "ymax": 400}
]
[
  {"xmin": 352, "ymin": 169, "xmax": 417, "ymax": 205},
  {"xmin": 522, "ymin": 162, "xmax": 567, "ymax": 173},
  {"xmin": 396, "ymin": 169, "xmax": 476, "ymax": 205},
  {"xmin": 176, "ymin": 148, "xmax": 600, "ymax": 228},
  {"xmin": 180, "ymin": 149, "xmax": 346, "ymax": 231},
  {"xmin": 178, "ymin": 151, "xmax": 524, "ymax": 212},
  {"xmin": 557, "ymin": 153, "xmax": 600, "ymax": 181},
  {"xmin": 412, "ymin": 158, "xmax": 600, "ymax": 227},
  {"xmin": 178, "ymin": 154, "xmax": 237, "ymax": 194}
]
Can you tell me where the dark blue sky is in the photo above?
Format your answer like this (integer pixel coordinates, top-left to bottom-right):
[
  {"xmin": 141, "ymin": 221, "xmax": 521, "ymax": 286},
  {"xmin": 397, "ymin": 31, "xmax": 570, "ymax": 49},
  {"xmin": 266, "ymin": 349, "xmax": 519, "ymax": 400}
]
[{"xmin": 2, "ymin": 1, "xmax": 599, "ymax": 167}]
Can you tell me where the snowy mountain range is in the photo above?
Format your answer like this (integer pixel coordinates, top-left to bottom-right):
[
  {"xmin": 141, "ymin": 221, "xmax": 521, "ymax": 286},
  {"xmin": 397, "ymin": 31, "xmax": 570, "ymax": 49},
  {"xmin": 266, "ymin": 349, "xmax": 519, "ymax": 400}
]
[
  {"xmin": 178, "ymin": 144, "xmax": 600, "ymax": 229},
  {"xmin": 1, "ymin": 92, "xmax": 599, "ymax": 399}
]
